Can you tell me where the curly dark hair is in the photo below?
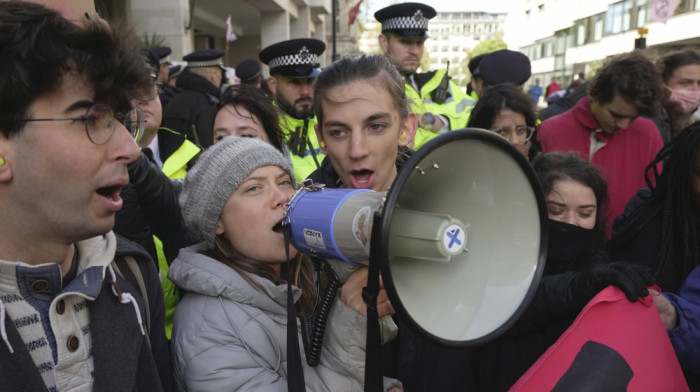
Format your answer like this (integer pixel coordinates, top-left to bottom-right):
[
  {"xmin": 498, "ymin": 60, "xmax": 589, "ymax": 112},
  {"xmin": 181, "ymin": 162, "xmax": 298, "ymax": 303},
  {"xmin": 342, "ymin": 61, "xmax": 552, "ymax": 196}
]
[
  {"xmin": 0, "ymin": 1, "xmax": 152, "ymax": 138},
  {"xmin": 588, "ymin": 50, "xmax": 665, "ymax": 117},
  {"xmin": 532, "ymin": 151, "xmax": 610, "ymax": 265},
  {"xmin": 611, "ymin": 123, "xmax": 700, "ymax": 279},
  {"xmin": 218, "ymin": 85, "xmax": 286, "ymax": 153}
]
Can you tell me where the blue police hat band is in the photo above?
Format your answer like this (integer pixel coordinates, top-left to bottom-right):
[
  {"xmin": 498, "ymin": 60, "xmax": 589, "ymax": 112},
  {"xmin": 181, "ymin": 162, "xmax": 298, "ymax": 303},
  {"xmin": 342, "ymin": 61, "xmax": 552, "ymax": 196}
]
[
  {"xmin": 382, "ymin": 9, "xmax": 429, "ymax": 32},
  {"xmin": 268, "ymin": 46, "xmax": 319, "ymax": 73}
]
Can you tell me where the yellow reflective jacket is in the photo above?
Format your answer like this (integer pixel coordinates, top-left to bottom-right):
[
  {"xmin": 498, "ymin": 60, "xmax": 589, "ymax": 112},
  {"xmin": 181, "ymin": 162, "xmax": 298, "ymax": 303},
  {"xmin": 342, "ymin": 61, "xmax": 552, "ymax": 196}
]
[
  {"xmin": 406, "ymin": 69, "xmax": 476, "ymax": 149},
  {"xmin": 279, "ymin": 114, "xmax": 325, "ymax": 181}
]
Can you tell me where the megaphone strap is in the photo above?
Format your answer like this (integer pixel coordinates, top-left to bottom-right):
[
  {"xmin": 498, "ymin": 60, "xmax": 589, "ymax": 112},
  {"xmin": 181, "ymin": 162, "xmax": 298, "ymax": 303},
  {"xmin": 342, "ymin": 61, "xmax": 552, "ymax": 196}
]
[
  {"xmin": 284, "ymin": 225, "xmax": 306, "ymax": 391},
  {"xmin": 363, "ymin": 217, "xmax": 384, "ymax": 391}
]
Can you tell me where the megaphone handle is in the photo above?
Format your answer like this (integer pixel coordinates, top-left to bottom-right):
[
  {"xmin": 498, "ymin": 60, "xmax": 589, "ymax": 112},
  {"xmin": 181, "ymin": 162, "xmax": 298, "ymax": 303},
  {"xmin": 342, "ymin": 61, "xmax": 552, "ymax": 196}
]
[{"xmin": 363, "ymin": 213, "xmax": 384, "ymax": 392}]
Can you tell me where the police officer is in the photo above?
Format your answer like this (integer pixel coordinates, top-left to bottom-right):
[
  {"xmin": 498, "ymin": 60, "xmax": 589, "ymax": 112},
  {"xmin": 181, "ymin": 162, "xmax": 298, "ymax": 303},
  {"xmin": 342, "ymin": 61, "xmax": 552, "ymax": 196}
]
[
  {"xmin": 162, "ymin": 48, "xmax": 226, "ymax": 148},
  {"xmin": 470, "ymin": 49, "xmax": 532, "ymax": 98},
  {"xmin": 152, "ymin": 46, "xmax": 179, "ymax": 110},
  {"xmin": 375, "ymin": 2, "xmax": 475, "ymax": 149},
  {"xmin": 259, "ymin": 38, "xmax": 326, "ymax": 181},
  {"xmin": 236, "ymin": 58, "xmax": 263, "ymax": 89}
]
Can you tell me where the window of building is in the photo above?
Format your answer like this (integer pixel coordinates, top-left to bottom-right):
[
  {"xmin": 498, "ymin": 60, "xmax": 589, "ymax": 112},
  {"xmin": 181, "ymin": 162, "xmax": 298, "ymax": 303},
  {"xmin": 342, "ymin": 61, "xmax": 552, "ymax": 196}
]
[
  {"xmin": 605, "ymin": 0, "xmax": 633, "ymax": 35},
  {"xmin": 676, "ymin": 0, "xmax": 690, "ymax": 14},
  {"xmin": 637, "ymin": 0, "xmax": 648, "ymax": 26},
  {"xmin": 575, "ymin": 20, "xmax": 587, "ymax": 46},
  {"xmin": 593, "ymin": 13, "xmax": 604, "ymax": 41},
  {"xmin": 555, "ymin": 30, "xmax": 567, "ymax": 55},
  {"xmin": 452, "ymin": 45, "xmax": 460, "ymax": 52},
  {"xmin": 544, "ymin": 40, "xmax": 553, "ymax": 57}
]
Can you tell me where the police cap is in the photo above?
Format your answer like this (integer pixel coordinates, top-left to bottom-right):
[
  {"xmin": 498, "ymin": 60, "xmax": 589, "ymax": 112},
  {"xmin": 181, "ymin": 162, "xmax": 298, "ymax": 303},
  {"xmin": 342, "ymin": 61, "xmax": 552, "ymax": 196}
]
[
  {"xmin": 479, "ymin": 49, "xmax": 532, "ymax": 86},
  {"xmin": 374, "ymin": 2, "xmax": 436, "ymax": 39},
  {"xmin": 259, "ymin": 38, "xmax": 325, "ymax": 78},
  {"xmin": 235, "ymin": 59, "xmax": 261, "ymax": 82},
  {"xmin": 184, "ymin": 49, "xmax": 226, "ymax": 69},
  {"xmin": 152, "ymin": 46, "xmax": 172, "ymax": 64},
  {"xmin": 468, "ymin": 54, "xmax": 486, "ymax": 76},
  {"xmin": 142, "ymin": 48, "xmax": 159, "ymax": 79},
  {"xmin": 168, "ymin": 64, "xmax": 182, "ymax": 80}
]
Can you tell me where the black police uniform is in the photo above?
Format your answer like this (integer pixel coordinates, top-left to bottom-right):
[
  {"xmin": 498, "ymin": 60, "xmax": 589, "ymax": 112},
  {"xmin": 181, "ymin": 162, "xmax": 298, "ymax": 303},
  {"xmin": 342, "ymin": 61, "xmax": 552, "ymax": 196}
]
[{"xmin": 161, "ymin": 49, "xmax": 225, "ymax": 148}]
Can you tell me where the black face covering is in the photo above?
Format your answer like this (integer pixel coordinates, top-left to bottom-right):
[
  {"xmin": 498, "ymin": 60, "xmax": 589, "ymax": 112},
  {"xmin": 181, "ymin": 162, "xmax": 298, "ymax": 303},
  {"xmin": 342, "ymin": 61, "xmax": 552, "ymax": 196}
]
[{"xmin": 546, "ymin": 219, "xmax": 595, "ymax": 275}]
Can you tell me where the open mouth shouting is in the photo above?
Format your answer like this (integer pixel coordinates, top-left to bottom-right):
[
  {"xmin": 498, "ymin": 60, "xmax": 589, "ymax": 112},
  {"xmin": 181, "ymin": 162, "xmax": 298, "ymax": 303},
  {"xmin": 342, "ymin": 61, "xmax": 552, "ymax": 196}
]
[
  {"xmin": 350, "ymin": 169, "xmax": 374, "ymax": 189},
  {"xmin": 96, "ymin": 181, "xmax": 126, "ymax": 211}
]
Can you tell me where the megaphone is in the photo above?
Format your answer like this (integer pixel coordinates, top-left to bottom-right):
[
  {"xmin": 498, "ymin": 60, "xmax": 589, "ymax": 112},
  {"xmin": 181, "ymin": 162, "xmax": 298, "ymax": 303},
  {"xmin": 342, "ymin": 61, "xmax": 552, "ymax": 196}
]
[{"xmin": 284, "ymin": 128, "xmax": 547, "ymax": 347}]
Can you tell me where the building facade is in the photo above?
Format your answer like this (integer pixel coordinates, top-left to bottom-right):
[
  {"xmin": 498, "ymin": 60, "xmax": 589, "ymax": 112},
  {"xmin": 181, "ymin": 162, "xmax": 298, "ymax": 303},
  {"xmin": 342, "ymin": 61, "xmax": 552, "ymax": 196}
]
[
  {"xmin": 94, "ymin": 0, "xmax": 332, "ymax": 75},
  {"xmin": 426, "ymin": 11, "xmax": 506, "ymax": 87},
  {"xmin": 507, "ymin": 0, "xmax": 700, "ymax": 89}
]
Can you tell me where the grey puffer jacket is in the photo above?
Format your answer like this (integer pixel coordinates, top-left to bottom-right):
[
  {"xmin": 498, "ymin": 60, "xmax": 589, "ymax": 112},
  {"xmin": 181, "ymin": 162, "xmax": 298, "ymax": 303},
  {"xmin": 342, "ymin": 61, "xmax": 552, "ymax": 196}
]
[{"xmin": 168, "ymin": 243, "xmax": 368, "ymax": 392}]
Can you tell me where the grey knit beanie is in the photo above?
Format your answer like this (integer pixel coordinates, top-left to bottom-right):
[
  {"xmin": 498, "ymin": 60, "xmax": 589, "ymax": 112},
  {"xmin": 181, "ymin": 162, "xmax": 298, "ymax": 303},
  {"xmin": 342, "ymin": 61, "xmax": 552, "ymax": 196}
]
[{"xmin": 180, "ymin": 136, "xmax": 295, "ymax": 248}]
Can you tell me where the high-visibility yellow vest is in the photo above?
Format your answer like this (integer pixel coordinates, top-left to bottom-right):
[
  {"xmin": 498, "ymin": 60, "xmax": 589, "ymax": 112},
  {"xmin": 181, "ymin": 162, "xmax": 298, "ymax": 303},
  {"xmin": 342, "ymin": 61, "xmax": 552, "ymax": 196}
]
[
  {"xmin": 152, "ymin": 131, "xmax": 201, "ymax": 339},
  {"xmin": 406, "ymin": 69, "xmax": 476, "ymax": 150},
  {"xmin": 279, "ymin": 114, "xmax": 325, "ymax": 181}
]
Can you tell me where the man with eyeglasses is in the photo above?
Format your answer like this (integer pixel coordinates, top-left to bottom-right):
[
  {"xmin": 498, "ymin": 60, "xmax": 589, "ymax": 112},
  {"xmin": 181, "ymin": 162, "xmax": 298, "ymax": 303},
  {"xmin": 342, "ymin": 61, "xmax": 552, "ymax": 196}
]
[{"xmin": 0, "ymin": 2, "xmax": 172, "ymax": 391}]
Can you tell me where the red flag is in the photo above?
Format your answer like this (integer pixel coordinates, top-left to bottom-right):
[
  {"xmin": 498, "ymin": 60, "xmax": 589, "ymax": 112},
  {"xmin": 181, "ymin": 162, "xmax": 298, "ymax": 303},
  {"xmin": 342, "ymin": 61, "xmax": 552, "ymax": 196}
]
[
  {"xmin": 348, "ymin": 0, "xmax": 363, "ymax": 26},
  {"xmin": 510, "ymin": 286, "xmax": 689, "ymax": 392}
]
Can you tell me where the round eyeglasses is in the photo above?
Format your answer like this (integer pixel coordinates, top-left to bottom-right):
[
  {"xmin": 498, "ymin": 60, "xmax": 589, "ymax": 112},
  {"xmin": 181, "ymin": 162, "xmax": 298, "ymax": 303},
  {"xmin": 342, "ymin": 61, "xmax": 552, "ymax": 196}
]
[
  {"xmin": 15, "ymin": 104, "xmax": 144, "ymax": 145},
  {"xmin": 490, "ymin": 125, "xmax": 535, "ymax": 142}
]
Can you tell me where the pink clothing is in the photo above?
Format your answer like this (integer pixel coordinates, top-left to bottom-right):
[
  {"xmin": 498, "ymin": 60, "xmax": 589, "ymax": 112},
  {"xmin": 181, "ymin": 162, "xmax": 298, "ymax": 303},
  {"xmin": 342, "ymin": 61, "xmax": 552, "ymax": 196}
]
[{"xmin": 538, "ymin": 96, "xmax": 663, "ymax": 230}]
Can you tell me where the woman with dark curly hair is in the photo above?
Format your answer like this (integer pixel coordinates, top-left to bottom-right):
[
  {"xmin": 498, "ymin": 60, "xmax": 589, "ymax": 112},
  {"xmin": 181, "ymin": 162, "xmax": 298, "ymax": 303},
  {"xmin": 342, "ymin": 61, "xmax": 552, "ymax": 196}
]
[
  {"xmin": 611, "ymin": 123, "xmax": 700, "ymax": 386},
  {"xmin": 473, "ymin": 151, "xmax": 653, "ymax": 392}
]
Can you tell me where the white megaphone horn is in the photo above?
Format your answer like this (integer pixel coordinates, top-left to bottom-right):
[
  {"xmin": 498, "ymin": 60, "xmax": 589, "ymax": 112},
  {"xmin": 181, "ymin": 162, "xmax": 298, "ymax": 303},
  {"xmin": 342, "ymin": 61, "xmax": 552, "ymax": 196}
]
[{"xmin": 283, "ymin": 128, "xmax": 548, "ymax": 347}]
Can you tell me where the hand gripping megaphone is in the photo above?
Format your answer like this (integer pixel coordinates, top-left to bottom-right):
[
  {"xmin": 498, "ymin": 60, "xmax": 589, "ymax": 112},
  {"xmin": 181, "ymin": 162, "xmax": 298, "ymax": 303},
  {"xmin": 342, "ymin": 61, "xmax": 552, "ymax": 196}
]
[{"xmin": 283, "ymin": 128, "xmax": 547, "ymax": 349}]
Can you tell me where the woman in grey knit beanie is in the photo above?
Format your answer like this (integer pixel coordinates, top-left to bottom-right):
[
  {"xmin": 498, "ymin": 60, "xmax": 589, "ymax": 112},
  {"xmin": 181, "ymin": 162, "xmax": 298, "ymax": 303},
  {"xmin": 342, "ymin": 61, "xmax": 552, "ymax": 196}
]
[
  {"xmin": 168, "ymin": 135, "xmax": 397, "ymax": 391},
  {"xmin": 179, "ymin": 135, "xmax": 295, "ymax": 250}
]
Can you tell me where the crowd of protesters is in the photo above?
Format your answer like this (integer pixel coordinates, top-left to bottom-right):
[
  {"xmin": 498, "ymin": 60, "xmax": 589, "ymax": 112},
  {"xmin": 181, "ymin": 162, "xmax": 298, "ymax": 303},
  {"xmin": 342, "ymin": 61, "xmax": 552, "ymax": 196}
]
[{"xmin": 2, "ymin": 0, "xmax": 700, "ymax": 391}]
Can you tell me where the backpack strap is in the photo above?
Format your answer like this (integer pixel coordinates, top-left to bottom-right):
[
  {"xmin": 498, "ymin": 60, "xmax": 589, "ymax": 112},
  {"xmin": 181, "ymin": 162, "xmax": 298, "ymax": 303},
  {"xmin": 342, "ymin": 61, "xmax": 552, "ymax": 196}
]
[{"xmin": 112, "ymin": 255, "xmax": 151, "ymax": 335}]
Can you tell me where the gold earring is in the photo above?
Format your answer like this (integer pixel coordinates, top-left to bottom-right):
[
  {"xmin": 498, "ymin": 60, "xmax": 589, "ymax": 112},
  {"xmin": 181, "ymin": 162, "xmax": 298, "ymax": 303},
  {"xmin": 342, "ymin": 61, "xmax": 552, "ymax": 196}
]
[
  {"xmin": 320, "ymin": 141, "xmax": 326, "ymax": 148},
  {"xmin": 0, "ymin": 157, "xmax": 5, "ymax": 166},
  {"xmin": 399, "ymin": 133, "xmax": 406, "ymax": 140}
]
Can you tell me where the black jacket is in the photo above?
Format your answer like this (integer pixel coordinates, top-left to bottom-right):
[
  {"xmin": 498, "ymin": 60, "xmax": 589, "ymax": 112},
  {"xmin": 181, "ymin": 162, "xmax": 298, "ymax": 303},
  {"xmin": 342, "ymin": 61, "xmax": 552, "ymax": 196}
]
[
  {"xmin": 472, "ymin": 272, "xmax": 585, "ymax": 391},
  {"xmin": 610, "ymin": 188, "xmax": 684, "ymax": 293},
  {"xmin": 158, "ymin": 83, "xmax": 179, "ymax": 112},
  {"xmin": 114, "ymin": 153, "xmax": 188, "ymax": 268},
  {"xmin": 161, "ymin": 69, "xmax": 220, "ymax": 148}
]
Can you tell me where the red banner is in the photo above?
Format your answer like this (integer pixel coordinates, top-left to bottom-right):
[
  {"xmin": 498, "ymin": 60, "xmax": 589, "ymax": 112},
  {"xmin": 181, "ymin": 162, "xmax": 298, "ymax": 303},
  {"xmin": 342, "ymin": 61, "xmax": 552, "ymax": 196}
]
[
  {"xmin": 510, "ymin": 286, "xmax": 689, "ymax": 391},
  {"xmin": 348, "ymin": 0, "xmax": 362, "ymax": 26}
]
